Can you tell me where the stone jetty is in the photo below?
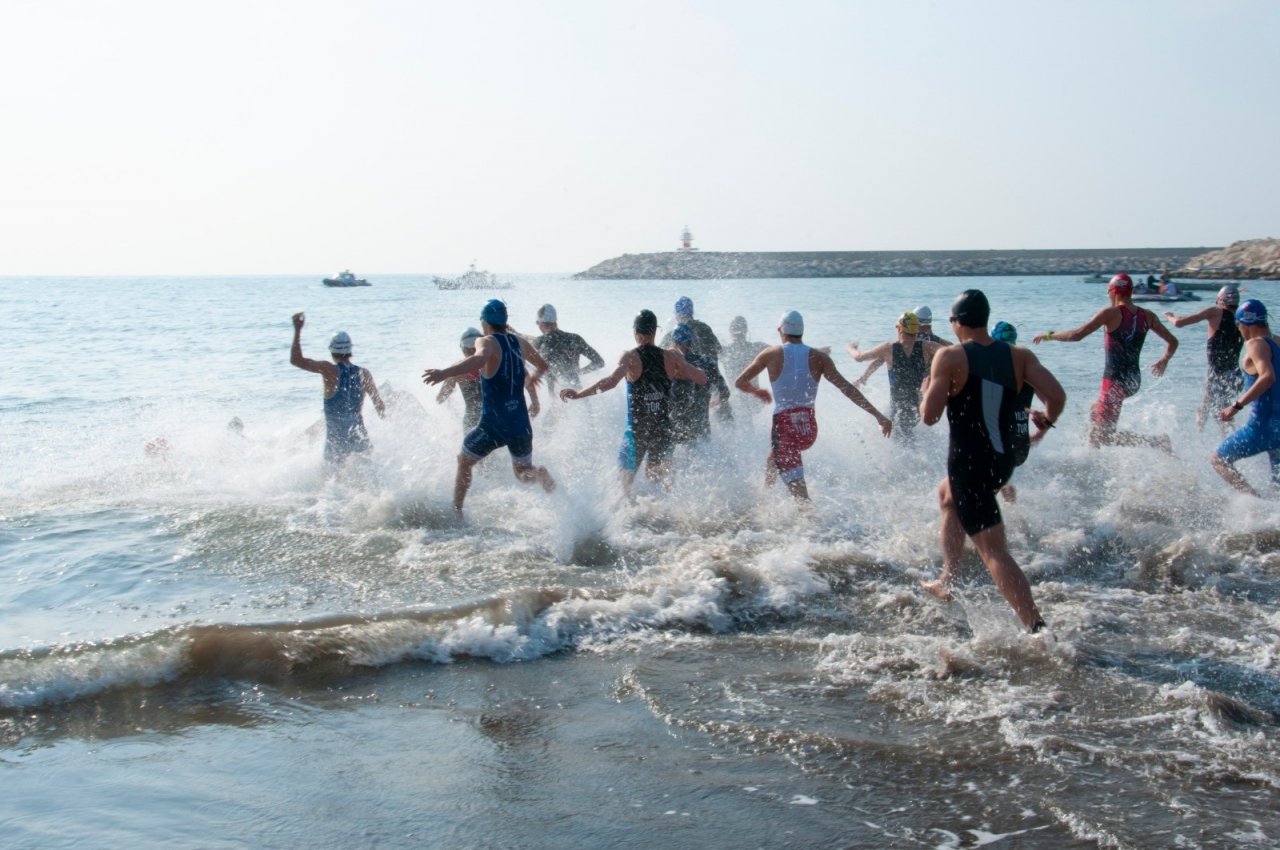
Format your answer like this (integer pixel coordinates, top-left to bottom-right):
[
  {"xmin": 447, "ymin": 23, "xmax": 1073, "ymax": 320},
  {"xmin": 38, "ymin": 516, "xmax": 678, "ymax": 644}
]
[
  {"xmin": 574, "ymin": 247, "xmax": 1216, "ymax": 280},
  {"xmin": 1179, "ymin": 239, "xmax": 1280, "ymax": 280}
]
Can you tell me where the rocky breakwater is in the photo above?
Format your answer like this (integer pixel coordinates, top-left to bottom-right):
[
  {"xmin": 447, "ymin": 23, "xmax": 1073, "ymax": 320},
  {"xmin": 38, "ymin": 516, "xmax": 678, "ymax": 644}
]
[
  {"xmin": 574, "ymin": 248, "xmax": 1215, "ymax": 280},
  {"xmin": 1178, "ymin": 239, "xmax": 1280, "ymax": 280}
]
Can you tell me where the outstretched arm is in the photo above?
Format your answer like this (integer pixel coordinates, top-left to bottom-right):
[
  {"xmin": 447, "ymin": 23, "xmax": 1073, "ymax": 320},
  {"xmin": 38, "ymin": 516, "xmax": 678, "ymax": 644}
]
[
  {"xmin": 1032, "ymin": 308, "xmax": 1112, "ymax": 344},
  {"xmin": 561, "ymin": 351, "xmax": 631, "ymax": 401},
  {"xmin": 1144, "ymin": 310, "xmax": 1179, "ymax": 376},
  {"xmin": 423, "ymin": 344, "xmax": 489, "ymax": 385},
  {"xmin": 818, "ymin": 352, "xmax": 891, "ymax": 436},
  {"xmin": 1163, "ymin": 306, "xmax": 1215, "ymax": 329},
  {"xmin": 289, "ymin": 312, "xmax": 328, "ymax": 374}
]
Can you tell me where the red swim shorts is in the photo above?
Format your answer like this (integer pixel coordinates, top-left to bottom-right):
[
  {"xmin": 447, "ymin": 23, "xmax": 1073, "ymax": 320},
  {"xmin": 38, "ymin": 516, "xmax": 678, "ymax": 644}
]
[
  {"xmin": 771, "ymin": 407, "xmax": 818, "ymax": 483},
  {"xmin": 1091, "ymin": 378, "xmax": 1134, "ymax": 428}
]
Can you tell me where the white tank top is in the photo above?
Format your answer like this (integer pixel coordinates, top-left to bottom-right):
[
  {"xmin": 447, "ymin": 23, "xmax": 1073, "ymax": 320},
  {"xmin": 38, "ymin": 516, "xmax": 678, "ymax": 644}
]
[{"xmin": 772, "ymin": 343, "xmax": 818, "ymax": 412}]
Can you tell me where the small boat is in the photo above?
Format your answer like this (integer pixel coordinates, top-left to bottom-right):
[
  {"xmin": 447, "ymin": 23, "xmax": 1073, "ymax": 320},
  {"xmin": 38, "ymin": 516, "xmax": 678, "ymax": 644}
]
[
  {"xmin": 323, "ymin": 270, "xmax": 371, "ymax": 287},
  {"xmin": 1131, "ymin": 291, "xmax": 1200, "ymax": 302},
  {"xmin": 433, "ymin": 263, "xmax": 512, "ymax": 290}
]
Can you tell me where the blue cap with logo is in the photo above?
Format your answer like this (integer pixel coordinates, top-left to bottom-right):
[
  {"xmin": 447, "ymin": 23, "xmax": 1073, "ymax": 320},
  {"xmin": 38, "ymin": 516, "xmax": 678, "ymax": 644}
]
[
  {"xmin": 991, "ymin": 321, "xmax": 1018, "ymax": 344},
  {"xmin": 672, "ymin": 324, "xmax": 694, "ymax": 346},
  {"xmin": 674, "ymin": 296, "xmax": 694, "ymax": 318},
  {"xmin": 1236, "ymin": 299, "xmax": 1268, "ymax": 327}
]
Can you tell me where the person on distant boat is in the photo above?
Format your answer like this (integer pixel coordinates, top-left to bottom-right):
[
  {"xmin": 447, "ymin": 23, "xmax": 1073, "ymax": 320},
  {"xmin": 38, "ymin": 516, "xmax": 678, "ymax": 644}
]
[
  {"xmin": 560, "ymin": 309, "xmax": 707, "ymax": 493},
  {"xmin": 434, "ymin": 327, "xmax": 484, "ymax": 430},
  {"xmin": 847, "ymin": 311, "xmax": 945, "ymax": 441},
  {"xmin": 918, "ymin": 290, "xmax": 1066, "ymax": 633},
  {"xmin": 668, "ymin": 323, "xmax": 730, "ymax": 445},
  {"xmin": 1164, "ymin": 284, "xmax": 1243, "ymax": 432},
  {"xmin": 1212, "ymin": 300, "xmax": 1280, "ymax": 496},
  {"xmin": 421, "ymin": 300, "xmax": 555, "ymax": 516},
  {"xmin": 290, "ymin": 312, "xmax": 386, "ymax": 467},
  {"xmin": 1032, "ymin": 273, "xmax": 1178, "ymax": 450},
  {"xmin": 912, "ymin": 305, "xmax": 952, "ymax": 346},
  {"xmin": 532, "ymin": 304, "xmax": 605, "ymax": 393},
  {"xmin": 734, "ymin": 310, "xmax": 892, "ymax": 501}
]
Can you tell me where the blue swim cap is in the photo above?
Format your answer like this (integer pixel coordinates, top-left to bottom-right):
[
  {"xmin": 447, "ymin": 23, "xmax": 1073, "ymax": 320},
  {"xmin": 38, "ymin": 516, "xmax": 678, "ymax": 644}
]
[
  {"xmin": 674, "ymin": 296, "xmax": 694, "ymax": 318},
  {"xmin": 991, "ymin": 321, "xmax": 1017, "ymax": 344},
  {"xmin": 1236, "ymin": 299, "xmax": 1268, "ymax": 327},
  {"xmin": 672, "ymin": 324, "xmax": 694, "ymax": 346},
  {"xmin": 480, "ymin": 299, "xmax": 508, "ymax": 326}
]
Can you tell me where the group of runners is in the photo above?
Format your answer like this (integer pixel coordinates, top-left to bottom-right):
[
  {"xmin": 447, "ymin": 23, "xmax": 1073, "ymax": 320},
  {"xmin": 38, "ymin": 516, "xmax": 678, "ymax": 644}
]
[{"xmin": 290, "ymin": 274, "xmax": 1280, "ymax": 634}]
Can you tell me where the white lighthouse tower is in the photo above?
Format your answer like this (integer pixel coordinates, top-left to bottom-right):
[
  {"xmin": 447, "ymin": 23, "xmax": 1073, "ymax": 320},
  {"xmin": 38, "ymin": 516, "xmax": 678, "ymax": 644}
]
[{"xmin": 679, "ymin": 225, "xmax": 697, "ymax": 252}]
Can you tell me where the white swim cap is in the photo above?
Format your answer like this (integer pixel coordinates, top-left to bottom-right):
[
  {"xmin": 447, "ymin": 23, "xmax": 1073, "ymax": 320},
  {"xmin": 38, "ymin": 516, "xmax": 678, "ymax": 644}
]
[
  {"xmin": 536, "ymin": 303, "xmax": 557, "ymax": 324},
  {"xmin": 329, "ymin": 331, "xmax": 353, "ymax": 355},
  {"xmin": 913, "ymin": 305, "xmax": 933, "ymax": 325},
  {"xmin": 460, "ymin": 327, "xmax": 482, "ymax": 348},
  {"xmin": 779, "ymin": 310, "xmax": 804, "ymax": 336}
]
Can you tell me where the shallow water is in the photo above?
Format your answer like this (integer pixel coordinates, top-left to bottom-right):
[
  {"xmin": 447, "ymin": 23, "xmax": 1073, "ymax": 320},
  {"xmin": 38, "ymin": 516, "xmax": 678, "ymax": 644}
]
[{"xmin": 2, "ymin": 273, "xmax": 1279, "ymax": 848}]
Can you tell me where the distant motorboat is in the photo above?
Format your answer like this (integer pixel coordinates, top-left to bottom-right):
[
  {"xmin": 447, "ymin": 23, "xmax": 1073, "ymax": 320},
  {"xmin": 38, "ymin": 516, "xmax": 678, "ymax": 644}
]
[
  {"xmin": 1131, "ymin": 291, "xmax": 1201, "ymax": 303},
  {"xmin": 1081, "ymin": 273, "xmax": 1220, "ymax": 292},
  {"xmin": 323, "ymin": 270, "xmax": 371, "ymax": 287},
  {"xmin": 433, "ymin": 263, "xmax": 512, "ymax": 290}
]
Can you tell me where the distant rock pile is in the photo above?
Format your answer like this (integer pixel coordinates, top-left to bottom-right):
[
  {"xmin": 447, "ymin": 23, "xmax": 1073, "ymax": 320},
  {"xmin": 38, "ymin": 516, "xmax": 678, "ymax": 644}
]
[
  {"xmin": 574, "ymin": 248, "xmax": 1215, "ymax": 280},
  {"xmin": 1179, "ymin": 239, "xmax": 1280, "ymax": 279}
]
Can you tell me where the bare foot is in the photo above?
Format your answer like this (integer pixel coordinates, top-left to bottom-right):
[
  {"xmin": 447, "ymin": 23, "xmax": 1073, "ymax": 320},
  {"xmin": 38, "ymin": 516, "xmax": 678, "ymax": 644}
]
[
  {"xmin": 538, "ymin": 467, "xmax": 556, "ymax": 493},
  {"xmin": 920, "ymin": 577, "xmax": 953, "ymax": 601},
  {"xmin": 1000, "ymin": 484, "xmax": 1016, "ymax": 503}
]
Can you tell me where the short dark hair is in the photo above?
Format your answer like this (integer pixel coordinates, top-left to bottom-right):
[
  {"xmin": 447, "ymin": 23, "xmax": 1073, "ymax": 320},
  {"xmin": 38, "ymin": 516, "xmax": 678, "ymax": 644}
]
[{"xmin": 950, "ymin": 289, "xmax": 990, "ymax": 328}]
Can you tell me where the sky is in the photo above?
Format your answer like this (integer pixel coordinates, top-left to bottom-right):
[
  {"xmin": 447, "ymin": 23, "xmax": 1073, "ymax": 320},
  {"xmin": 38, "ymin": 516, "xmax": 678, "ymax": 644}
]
[{"xmin": 2, "ymin": 0, "xmax": 1276, "ymax": 274}]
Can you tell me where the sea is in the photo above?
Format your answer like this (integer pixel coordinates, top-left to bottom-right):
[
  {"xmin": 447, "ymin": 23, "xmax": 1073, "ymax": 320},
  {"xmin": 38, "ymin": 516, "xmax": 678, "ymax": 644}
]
[{"xmin": 2, "ymin": 273, "xmax": 1279, "ymax": 849}]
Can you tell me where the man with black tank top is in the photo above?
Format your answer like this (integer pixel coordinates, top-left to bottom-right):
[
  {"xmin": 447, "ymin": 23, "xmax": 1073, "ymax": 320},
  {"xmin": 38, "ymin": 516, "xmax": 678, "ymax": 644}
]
[
  {"xmin": 1033, "ymin": 273, "xmax": 1178, "ymax": 450},
  {"xmin": 1164, "ymin": 284, "xmax": 1244, "ymax": 433},
  {"xmin": 560, "ymin": 309, "xmax": 707, "ymax": 493},
  {"xmin": 847, "ymin": 311, "xmax": 945, "ymax": 440},
  {"xmin": 919, "ymin": 290, "xmax": 1066, "ymax": 634}
]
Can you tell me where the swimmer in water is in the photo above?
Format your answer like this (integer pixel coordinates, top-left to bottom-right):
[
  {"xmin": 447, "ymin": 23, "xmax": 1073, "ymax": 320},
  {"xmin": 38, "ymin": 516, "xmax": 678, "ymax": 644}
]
[
  {"xmin": 848, "ymin": 311, "xmax": 945, "ymax": 441},
  {"xmin": 1164, "ymin": 284, "xmax": 1244, "ymax": 433},
  {"xmin": 919, "ymin": 290, "xmax": 1066, "ymax": 633},
  {"xmin": 1211, "ymin": 300, "xmax": 1280, "ymax": 496},
  {"xmin": 735, "ymin": 310, "xmax": 892, "ymax": 501},
  {"xmin": 422, "ymin": 300, "xmax": 556, "ymax": 516},
  {"xmin": 560, "ymin": 309, "xmax": 707, "ymax": 493},
  {"xmin": 290, "ymin": 312, "xmax": 386, "ymax": 467},
  {"xmin": 1033, "ymin": 273, "xmax": 1177, "ymax": 451}
]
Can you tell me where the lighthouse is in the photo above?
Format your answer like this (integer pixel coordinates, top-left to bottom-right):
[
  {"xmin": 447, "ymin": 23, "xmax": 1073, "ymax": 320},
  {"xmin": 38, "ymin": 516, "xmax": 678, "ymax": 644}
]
[{"xmin": 679, "ymin": 225, "xmax": 697, "ymax": 252}]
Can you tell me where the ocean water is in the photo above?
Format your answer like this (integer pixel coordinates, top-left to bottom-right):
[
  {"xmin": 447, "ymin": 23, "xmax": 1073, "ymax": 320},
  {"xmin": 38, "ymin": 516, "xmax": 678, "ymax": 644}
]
[{"xmin": 2, "ymin": 273, "xmax": 1279, "ymax": 849}]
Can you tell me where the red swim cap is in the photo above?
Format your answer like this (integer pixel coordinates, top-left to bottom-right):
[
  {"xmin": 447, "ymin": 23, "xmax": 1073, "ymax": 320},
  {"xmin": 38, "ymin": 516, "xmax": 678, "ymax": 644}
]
[{"xmin": 1108, "ymin": 273, "xmax": 1133, "ymax": 293}]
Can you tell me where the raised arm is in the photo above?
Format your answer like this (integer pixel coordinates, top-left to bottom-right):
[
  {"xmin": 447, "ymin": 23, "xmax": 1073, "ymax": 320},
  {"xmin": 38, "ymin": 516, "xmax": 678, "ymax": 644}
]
[
  {"xmin": 290, "ymin": 312, "xmax": 329, "ymax": 374},
  {"xmin": 561, "ymin": 351, "xmax": 631, "ymax": 401},
  {"xmin": 1144, "ymin": 310, "xmax": 1179, "ymax": 377},
  {"xmin": 1032, "ymin": 307, "xmax": 1113, "ymax": 345},
  {"xmin": 817, "ymin": 351, "xmax": 891, "ymax": 436}
]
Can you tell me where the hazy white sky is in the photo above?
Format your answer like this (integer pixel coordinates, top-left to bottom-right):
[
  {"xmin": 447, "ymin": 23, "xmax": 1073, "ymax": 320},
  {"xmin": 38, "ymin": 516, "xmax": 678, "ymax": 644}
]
[{"xmin": 3, "ymin": 0, "xmax": 1276, "ymax": 274}]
